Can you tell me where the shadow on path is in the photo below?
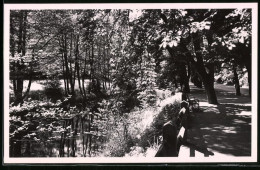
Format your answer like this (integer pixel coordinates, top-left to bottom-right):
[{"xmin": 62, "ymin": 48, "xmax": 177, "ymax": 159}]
[{"xmin": 186, "ymin": 83, "xmax": 251, "ymax": 157}]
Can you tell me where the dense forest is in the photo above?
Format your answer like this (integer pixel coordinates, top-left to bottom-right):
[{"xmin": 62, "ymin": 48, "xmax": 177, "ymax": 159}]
[{"xmin": 9, "ymin": 9, "xmax": 251, "ymax": 157}]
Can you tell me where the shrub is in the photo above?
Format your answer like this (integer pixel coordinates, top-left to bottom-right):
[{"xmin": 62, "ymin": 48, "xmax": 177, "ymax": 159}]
[
  {"xmin": 138, "ymin": 89, "xmax": 157, "ymax": 108},
  {"xmin": 104, "ymin": 133, "xmax": 134, "ymax": 157},
  {"xmin": 138, "ymin": 100, "xmax": 180, "ymax": 149},
  {"xmin": 9, "ymin": 100, "xmax": 63, "ymax": 157},
  {"xmin": 27, "ymin": 90, "xmax": 45, "ymax": 101},
  {"xmin": 43, "ymin": 79, "xmax": 63, "ymax": 102},
  {"xmin": 125, "ymin": 146, "xmax": 145, "ymax": 157},
  {"xmin": 239, "ymin": 72, "xmax": 249, "ymax": 87}
]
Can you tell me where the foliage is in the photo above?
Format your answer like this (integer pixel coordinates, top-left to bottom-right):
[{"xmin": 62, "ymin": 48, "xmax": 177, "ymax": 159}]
[
  {"xmin": 97, "ymin": 98, "xmax": 132, "ymax": 156},
  {"xmin": 9, "ymin": 98, "xmax": 109, "ymax": 157},
  {"xmin": 138, "ymin": 101, "xmax": 180, "ymax": 148},
  {"xmin": 43, "ymin": 78, "xmax": 63, "ymax": 102},
  {"xmin": 10, "ymin": 100, "xmax": 61, "ymax": 156},
  {"xmin": 214, "ymin": 67, "xmax": 248, "ymax": 86},
  {"xmin": 9, "ymin": 8, "xmax": 252, "ymax": 157},
  {"xmin": 98, "ymin": 88, "xmax": 177, "ymax": 157},
  {"xmin": 26, "ymin": 90, "xmax": 45, "ymax": 101}
]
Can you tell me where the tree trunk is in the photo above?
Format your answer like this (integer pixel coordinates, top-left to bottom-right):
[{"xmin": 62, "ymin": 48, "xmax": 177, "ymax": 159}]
[
  {"xmin": 63, "ymin": 34, "xmax": 74, "ymax": 95},
  {"xmin": 191, "ymin": 32, "xmax": 218, "ymax": 104},
  {"xmin": 204, "ymin": 80, "xmax": 218, "ymax": 104},
  {"xmin": 245, "ymin": 61, "xmax": 251, "ymax": 96},
  {"xmin": 88, "ymin": 43, "xmax": 95, "ymax": 93},
  {"xmin": 82, "ymin": 49, "xmax": 88, "ymax": 104},
  {"xmin": 61, "ymin": 53, "xmax": 68, "ymax": 95},
  {"xmin": 72, "ymin": 117, "xmax": 79, "ymax": 157},
  {"xmin": 233, "ymin": 65, "xmax": 241, "ymax": 96},
  {"xmin": 91, "ymin": 43, "xmax": 94, "ymax": 84},
  {"xmin": 203, "ymin": 63, "xmax": 218, "ymax": 104},
  {"xmin": 14, "ymin": 78, "xmax": 24, "ymax": 105},
  {"xmin": 69, "ymin": 33, "xmax": 75, "ymax": 95},
  {"xmin": 24, "ymin": 141, "xmax": 31, "ymax": 156},
  {"xmin": 13, "ymin": 139, "xmax": 22, "ymax": 157},
  {"xmin": 11, "ymin": 11, "xmax": 29, "ymax": 157},
  {"xmin": 195, "ymin": 61, "xmax": 217, "ymax": 104},
  {"xmin": 75, "ymin": 34, "xmax": 84, "ymax": 97},
  {"xmin": 13, "ymin": 11, "xmax": 27, "ymax": 106},
  {"xmin": 22, "ymin": 73, "xmax": 32, "ymax": 101},
  {"xmin": 88, "ymin": 49, "xmax": 92, "ymax": 94},
  {"xmin": 22, "ymin": 55, "xmax": 34, "ymax": 101},
  {"xmin": 179, "ymin": 63, "xmax": 190, "ymax": 93},
  {"xmin": 187, "ymin": 63, "xmax": 191, "ymax": 81}
]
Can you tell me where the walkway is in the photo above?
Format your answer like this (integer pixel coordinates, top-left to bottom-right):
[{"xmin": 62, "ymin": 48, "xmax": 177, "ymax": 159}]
[{"xmin": 180, "ymin": 83, "xmax": 251, "ymax": 157}]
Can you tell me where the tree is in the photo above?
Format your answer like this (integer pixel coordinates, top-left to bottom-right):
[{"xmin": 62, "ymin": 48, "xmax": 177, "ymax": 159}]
[
  {"xmin": 157, "ymin": 9, "xmax": 251, "ymax": 104},
  {"xmin": 207, "ymin": 9, "xmax": 251, "ymax": 96},
  {"xmin": 10, "ymin": 10, "xmax": 29, "ymax": 106},
  {"xmin": 220, "ymin": 9, "xmax": 252, "ymax": 96}
]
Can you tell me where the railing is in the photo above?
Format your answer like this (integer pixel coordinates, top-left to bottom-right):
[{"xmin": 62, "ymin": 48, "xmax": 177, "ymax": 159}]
[
  {"xmin": 155, "ymin": 101, "xmax": 189, "ymax": 157},
  {"xmin": 155, "ymin": 98, "xmax": 214, "ymax": 157}
]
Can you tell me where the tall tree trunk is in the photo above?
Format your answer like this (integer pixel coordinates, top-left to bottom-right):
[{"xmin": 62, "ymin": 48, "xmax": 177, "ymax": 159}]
[
  {"xmin": 187, "ymin": 63, "xmax": 191, "ymax": 89},
  {"xmin": 14, "ymin": 78, "xmax": 24, "ymax": 106},
  {"xmin": 63, "ymin": 34, "xmax": 72, "ymax": 95},
  {"xmin": 89, "ymin": 43, "xmax": 95, "ymax": 93},
  {"xmin": 245, "ymin": 60, "xmax": 251, "ymax": 96},
  {"xmin": 91, "ymin": 43, "xmax": 94, "ymax": 84},
  {"xmin": 75, "ymin": 35, "xmax": 84, "ymax": 97},
  {"xmin": 72, "ymin": 117, "xmax": 79, "ymax": 157},
  {"xmin": 13, "ymin": 11, "xmax": 26, "ymax": 106},
  {"xmin": 88, "ymin": 49, "xmax": 92, "ymax": 94},
  {"xmin": 69, "ymin": 33, "xmax": 75, "ymax": 95},
  {"xmin": 22, "ymin": 54, "xmax": 34, "ymax": 101},
  {"xmin": 10, "ymin": 12, "xmax": 16, "ymax": 97},
  {"xmin": 61, "ymin": 53, "xmax": 68, "ymax": 95},
  {"xmin": 12, "ymin": 11, "xmax": 29, "ymax": 157},
  {"xmin": 196, "ymin": 62, "xmax": 217, "ymax": 104},
  {"xmin": 14, "ymin": 11, "xmax": 30, "ymax": 103},
  {"xmin": 179, "ymin": 62, "xmax": 190, "ymax": 93},
  {"xmin": 191, "ymin": 33, "xmax": 218, "ymax": 104},
  {"xmin": 59, "ymin": 38, "xmax": 68, "ymax": 95},
  {"xmin": 22, "ymin": 71, "xmax": 32, "ymax": 100},
  {"xmin": 82, "ymin": 48, "xmax": 88, "ymax": 104},
  {"xmin": 203, "ymin": 78, "xmax": 218, "ymax": 104},
  {"xmin": 203, "ymin": 63, "xmax": 218, "ymax": 104},
  {"xmin": 106, "ymin": 48, "xmax": 111, "ymax": 91},
  {"xmin": 233, "ymin": 64, "xmax": 241, "ymax": 96}
]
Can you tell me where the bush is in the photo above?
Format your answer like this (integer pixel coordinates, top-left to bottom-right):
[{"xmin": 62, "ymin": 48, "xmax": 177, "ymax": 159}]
[
  {"xmin": 138, "ymin": 101, "xmax": 180, "ymax": 149},
  {"xmin": 101, "ymin": 114, "xmax": 135, "ymax": 157},
  {"xmin": 9, "ymin": 100, "xmax": 63, "ymax": 157},
  {"xmin": 43, "ymin": 79, "xmax": 63, "ymax": 102},
  {"xmin": 239, "ymin": 72, "xmax": 248, "ymax": 87},
  {"xmin": 104, "ymin": 134, "xmax": 134, "ymax": 157},
  {"xmin": 27, "ymin": 90, "xmax": 45, "ymax": 101},
  {"xmin": 138, "ymin": 89, "xmax": 157, "ymax": 108}
]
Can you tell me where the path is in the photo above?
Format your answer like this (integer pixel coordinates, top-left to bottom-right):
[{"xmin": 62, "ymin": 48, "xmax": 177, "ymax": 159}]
[{"xmin": 179, "ymin": 83, "xmax": 251, "ymax": 157}]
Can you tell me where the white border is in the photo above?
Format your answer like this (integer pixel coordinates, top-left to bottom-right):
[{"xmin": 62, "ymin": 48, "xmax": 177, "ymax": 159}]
[{"xmin": 3, "ymin": 3, "xmax": 258, "ymax": 164}]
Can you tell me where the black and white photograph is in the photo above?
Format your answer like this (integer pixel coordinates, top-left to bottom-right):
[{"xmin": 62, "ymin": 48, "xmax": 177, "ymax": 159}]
[{"xmin": 3, "ymin": 3, "xmax": 258, "ymax": 164}]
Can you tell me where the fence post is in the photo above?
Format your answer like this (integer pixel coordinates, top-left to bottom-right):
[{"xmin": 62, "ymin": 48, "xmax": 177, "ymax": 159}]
[{"xmin": 155, "ymin": 101, "xmax": 189, "ymax": 157}]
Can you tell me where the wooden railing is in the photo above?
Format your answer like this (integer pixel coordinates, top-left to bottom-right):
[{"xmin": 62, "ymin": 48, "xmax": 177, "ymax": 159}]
[
  {"xmin": 155, "ymin": 101, "xmax": 189, "ymax": 157},
  {"xmin": 155, "ymin": 99, "xmax": 214, "ymax": 157}
]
